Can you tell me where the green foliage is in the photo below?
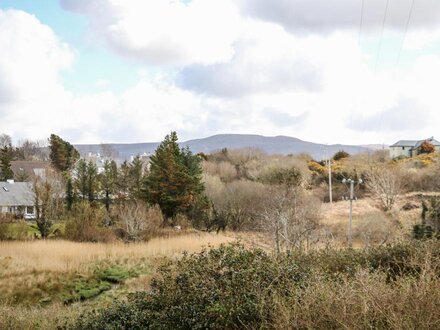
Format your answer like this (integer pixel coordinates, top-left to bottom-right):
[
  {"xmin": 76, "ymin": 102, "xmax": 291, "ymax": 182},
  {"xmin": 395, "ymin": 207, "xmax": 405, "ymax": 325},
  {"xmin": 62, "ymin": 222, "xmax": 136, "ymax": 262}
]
[
  {"xmin": 63, "ymin": 279, "xmax": 111, "ymax": 304},
  {"xmin": 128, "ymin": 156, "xmax": 145, "ymax": 199},
  {"xmin": 100, "ymin": 160, "xmax": 118, "ymax": 210},
  {"xmin": 333, "ymin": 150, "xmax": 350, "ymax": 161},
  {"xmin": 143, "ymin": 132, "xmax": 207, "ymax": 221},
  {"xmin": 87, "ymin": 161, "xmax": 99, "ymax": 202},
  {"xmin": 260, "ymin": 167, "xmax": 302, "ymax": 188},
  {"xmin": 0, "ymin": 145, "xmax": 14, "ymax": 181},
  {"xmin": 96, "ymin": 267, "xmax": 138, "ymax": 284},
  {"xmin": 48, "ymin": 134, "xmax": 80, "ymax": 172},
  {"xmin": 70, "ymin": 241, "xmax": 440, "ymax": 330},
  {"xmin": 65, "ymin": 176, "xmax": 75, "ymax": 211},
  {"xmin": 74, "ymin": 159, "xmax": 99, "ymax": 202}
]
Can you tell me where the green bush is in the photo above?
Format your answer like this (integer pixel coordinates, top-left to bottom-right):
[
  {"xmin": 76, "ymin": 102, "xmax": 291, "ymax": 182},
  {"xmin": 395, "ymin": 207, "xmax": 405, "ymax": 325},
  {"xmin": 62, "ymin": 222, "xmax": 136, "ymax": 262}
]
[{"xmin": 69, "ymin": 241, "xmax": 440, "ymax": 330}]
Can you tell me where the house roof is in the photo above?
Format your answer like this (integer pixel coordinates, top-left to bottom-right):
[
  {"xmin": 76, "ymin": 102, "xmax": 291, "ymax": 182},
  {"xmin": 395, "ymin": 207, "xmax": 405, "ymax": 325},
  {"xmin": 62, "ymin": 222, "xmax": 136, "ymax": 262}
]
[
  {"xmin": 0, "ymin": 181, "xmax": 34, "ymax": 207},
  {"xmin": 11, "ymin": 161, "xmax": 50, "ymax": 181},
  {"xmin": 390, "ymin": 137, "xmax": 440, "ymax": 148},
  {"xmin": 390, "ymin": 140, "xmax": 419, "ymax": 147}
]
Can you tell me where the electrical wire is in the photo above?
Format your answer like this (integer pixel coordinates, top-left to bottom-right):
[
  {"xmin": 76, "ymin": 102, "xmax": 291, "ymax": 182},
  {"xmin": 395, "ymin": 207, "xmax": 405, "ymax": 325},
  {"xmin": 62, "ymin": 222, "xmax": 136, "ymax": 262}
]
[
  {"xmin": 359, "ymin": 0, "xmax": 365, "ymax": 46},
  {"xmin": 395, "ymin": 0, "xmax": 416, "ymax": 69},
  {"xmin": 375, "ymin": 0, "xmax": 390, "ymax": 70}
]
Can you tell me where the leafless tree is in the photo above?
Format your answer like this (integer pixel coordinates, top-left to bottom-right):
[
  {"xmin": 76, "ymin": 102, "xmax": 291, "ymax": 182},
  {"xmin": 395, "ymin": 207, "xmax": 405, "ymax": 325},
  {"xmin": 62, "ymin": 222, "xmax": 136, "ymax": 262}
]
[
  {"xmin": 33, "ymin": 168, "xmax": 64, "ymax": 238},
  {"xmin": 113, "ymin": 201, "xmax": 163, "ymax": 241},
  {"xmin": 262, "ymin": 185, "xmax": 320, "ymax": 253},
  {"xmin": 0, "ymin": 134, "xmax": 12, "ymax": 148},
  {"xmin": 365, "ymin": 167, "xmax": 402, "ymax": 211}
]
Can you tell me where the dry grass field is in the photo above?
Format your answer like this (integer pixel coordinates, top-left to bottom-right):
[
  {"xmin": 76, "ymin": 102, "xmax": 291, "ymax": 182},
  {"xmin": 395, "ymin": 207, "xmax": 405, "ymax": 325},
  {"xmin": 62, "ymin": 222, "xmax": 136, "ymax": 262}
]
[
  {"xmin": 0, "ymin": 232, "xmax": 235, "ymax": 273},
  {"xmin": 0, "ymin": 232, "xmax": 235, "ymax": 329}
]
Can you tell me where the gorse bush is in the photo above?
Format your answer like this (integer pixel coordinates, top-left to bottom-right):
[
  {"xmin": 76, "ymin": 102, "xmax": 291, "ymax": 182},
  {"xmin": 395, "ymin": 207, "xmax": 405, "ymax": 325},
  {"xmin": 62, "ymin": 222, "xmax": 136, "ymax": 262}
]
[{"xmin": 69, "ymin": 241, "xmax": 440, "ymax": 330}]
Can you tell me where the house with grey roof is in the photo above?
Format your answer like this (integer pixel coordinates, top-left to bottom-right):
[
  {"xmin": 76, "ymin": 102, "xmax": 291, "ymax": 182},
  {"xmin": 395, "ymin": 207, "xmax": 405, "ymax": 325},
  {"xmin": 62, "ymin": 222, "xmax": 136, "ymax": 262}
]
[
  {"xmin": 390, "ymin": 137, "xmax": 440, "ymax": 158},
  {"xmin": 0, "ymin": 180, "xmax": 35, "ymax": 219}
]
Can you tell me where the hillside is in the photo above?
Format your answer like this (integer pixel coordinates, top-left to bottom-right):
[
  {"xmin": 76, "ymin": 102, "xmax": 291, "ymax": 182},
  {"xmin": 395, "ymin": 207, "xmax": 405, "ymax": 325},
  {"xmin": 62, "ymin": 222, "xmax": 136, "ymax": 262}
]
[{"xmin": 75, "ymin": 134, "xmax": 372, "ymax": 160}]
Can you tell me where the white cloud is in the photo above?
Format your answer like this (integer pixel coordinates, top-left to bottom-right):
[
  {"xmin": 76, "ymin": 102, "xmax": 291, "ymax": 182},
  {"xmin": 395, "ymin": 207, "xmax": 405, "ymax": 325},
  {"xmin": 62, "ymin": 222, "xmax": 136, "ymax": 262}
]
[
  {"xmin": 2, "ymin": 4, "xmax": 440, "ymax": 148},
  {"xmin": 239, "ymin": 0, "xmax": 440, "ymax": 34},
  {"xmin": 60, "ymin": 0, "xmax": 241, "ymax": 66}
]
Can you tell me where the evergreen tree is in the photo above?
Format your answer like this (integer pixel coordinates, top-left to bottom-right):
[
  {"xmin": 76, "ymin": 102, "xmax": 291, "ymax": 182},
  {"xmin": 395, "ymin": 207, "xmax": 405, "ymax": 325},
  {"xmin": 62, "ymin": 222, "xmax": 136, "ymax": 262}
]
[
  {"xmin": 129, "ymin": 155, "xmax": 145, "ymax": 199},
  {"xmin": 65, "ymin": 176, "xmax": 75, "ymax": 211},
  {"xmin": 86, "ymin": 161, "xmax": 98, "ymax": 202},
  {"xmin": 48, "ymin": 134, "xmax": 80, "ymax": 172},
  {"xmin": 75, "ymin": 159, "xmax": 88, "ymax": 201},
  {"xmin": 116, "ymin": 160, "xmax": 131, "ymax": 200},
  {"xmin": 143, "ymin": 132, "xmax": 207, "ymax": 221},
  {"xmin": 100, "ymin": 160, "xmax": 118, "ymax": 211},
  {"xmin": 0, "ymin": 145, "xmax": 14, "ymax": 181}
]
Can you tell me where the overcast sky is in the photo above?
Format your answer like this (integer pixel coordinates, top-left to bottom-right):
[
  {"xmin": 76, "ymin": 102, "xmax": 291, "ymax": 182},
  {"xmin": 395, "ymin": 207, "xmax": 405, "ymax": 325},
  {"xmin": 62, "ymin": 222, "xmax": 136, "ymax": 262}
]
[{"xmin": 0, "ymin": 0, "xmax": 439, "ymax": 145}]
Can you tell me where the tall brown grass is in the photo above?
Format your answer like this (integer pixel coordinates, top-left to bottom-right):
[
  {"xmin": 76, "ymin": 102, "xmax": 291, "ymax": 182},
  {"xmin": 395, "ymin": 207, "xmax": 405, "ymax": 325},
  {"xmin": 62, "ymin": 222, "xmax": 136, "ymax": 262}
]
[{"xmin": 0, "ymin": 232, "xmax": 234, "ymax": 273}]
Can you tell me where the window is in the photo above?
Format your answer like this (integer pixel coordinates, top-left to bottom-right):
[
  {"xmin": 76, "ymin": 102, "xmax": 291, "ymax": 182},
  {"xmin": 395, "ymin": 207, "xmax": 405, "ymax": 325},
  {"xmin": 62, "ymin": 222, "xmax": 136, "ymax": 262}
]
[
  {"xmin": 26, "ymin": 206, "xmax": 34, "ymax": 214},
  {"xmin": 402, "ymin": 147, "xmax": 405, "ymax": 150}
]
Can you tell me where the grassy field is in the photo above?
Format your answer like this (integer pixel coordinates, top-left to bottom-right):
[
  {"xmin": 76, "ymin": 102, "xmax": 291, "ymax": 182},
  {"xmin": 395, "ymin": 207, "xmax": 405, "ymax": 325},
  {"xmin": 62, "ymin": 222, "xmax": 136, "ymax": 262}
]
[{"xmin": 0, "ymin": 232, "xmax": 235, "ymax": 329}]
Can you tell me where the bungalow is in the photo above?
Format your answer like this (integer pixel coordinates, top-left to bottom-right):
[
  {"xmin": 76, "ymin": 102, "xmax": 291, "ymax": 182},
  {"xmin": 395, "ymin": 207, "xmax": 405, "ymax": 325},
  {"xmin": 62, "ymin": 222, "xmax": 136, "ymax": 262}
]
[
  {"xmin": 390, "ymin": 137, "xmax": 440, "ymax": 158},
  {"xmin": 0, "ymin": 180, "xmax": 35, "ymax": 219}
]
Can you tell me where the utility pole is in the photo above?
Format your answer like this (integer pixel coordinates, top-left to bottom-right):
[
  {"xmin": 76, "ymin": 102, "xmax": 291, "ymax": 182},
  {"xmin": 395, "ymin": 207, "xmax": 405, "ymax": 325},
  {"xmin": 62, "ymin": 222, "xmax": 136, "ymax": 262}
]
[
  {"xmin": 328, "ymin": 156, "xmax": 333, "ymax": 203},
  {"xmin": 342, "ymin": 178, "xmax": 362, "ymax": 248}
]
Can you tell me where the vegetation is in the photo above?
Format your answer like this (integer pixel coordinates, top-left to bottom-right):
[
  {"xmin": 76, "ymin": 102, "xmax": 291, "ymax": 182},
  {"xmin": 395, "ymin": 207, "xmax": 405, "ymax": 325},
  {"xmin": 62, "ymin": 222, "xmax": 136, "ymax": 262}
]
[
  {"xmin": 48, "ymin": 134, "xmax": 80, "ymax": 172},
  {"xmin": 0, "ymin": 145, "xmax": 14, "ymax": 180},
  {"xmin": 142, "ymin": 132, "xmax": 208, "ymax": 223},
  {"xmin": 70, "ymin": 241, "xmax": 440, "ymax": 330},
  {"xmin": 3, "ymin": 131, "xmax": 440, "ymax": 328}
]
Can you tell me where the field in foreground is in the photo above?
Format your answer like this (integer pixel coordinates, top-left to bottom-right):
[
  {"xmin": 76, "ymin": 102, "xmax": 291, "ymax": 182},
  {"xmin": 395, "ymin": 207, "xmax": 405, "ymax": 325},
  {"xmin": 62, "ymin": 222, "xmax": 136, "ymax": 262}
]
[{"xmin": 0, "ymin": 232, "xmax": 235, "ymax": 329}]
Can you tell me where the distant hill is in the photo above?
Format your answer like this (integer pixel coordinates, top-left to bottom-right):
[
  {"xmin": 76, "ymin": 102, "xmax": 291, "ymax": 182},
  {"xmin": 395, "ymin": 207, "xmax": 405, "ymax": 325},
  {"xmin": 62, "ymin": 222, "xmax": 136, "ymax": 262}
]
[{"xmin": 74, "ymin": 134, "xmax": 372, "ymax": 161}]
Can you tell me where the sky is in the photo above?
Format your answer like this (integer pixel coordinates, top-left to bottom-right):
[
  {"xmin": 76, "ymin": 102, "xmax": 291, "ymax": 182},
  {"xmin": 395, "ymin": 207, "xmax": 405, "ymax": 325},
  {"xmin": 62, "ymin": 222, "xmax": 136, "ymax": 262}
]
[{"xmin": 1, "ymin": 0, "xmax": 440, "ymax": 145}]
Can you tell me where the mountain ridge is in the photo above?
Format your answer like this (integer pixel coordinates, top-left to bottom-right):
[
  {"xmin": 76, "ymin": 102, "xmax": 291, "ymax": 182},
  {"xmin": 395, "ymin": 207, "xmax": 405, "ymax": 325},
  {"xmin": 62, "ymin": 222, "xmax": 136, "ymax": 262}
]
[{"xmin": 74, "ymin": 134, "xmax": 373, "ymax": 161}]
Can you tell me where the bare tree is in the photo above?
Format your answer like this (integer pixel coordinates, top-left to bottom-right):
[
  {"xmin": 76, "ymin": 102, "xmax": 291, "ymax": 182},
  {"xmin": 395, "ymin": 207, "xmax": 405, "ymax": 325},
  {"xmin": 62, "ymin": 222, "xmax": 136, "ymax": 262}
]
[
  {"xmin": 33, "ymin": 168, "xmax": 64, "ymax": 238},
  {"xmin": 365, "ymin": 167, "xmax": 402, "ymax": 211},
  {"xmin": 0, "ymin": 134, "xmax": 12, "ymax": 148},
  {"xmin": 113, "ymin": 201, "xmax": 163, "ymax": 241},
  {"xmin": 263, "ymin": 186, "xmax": 320, "ymax": 253}
]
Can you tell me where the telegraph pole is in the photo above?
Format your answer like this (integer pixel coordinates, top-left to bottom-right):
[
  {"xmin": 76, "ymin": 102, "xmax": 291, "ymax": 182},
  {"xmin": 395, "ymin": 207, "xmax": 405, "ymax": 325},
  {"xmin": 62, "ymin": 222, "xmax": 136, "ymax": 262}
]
[
  {"xmin": 328, "ymin": 156, "xmax": 333, "ymax": 203},
  {"xmin": 342, "ymin": 178, "xmax": 362, "ymax": 248}
]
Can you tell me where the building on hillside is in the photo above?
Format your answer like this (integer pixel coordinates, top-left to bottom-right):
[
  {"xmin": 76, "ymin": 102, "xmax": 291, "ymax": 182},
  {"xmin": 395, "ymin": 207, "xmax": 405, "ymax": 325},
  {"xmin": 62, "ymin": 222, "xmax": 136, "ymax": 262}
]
[
  {"xmin": 11, "ymin": 161, "xmax": 50, "ymax": 181},
  {"xmin": 130, "ymin": 152, "xmax": 151, "ymax": 170},
  {"xmin": 0, "ymin": 180, "xmax": 35, "ymax": 219},
  {"xmin": 390, "ymin": 137, "xmax": 440, "ymax": 158},
  {"xmin": 84, "ymin": 152, "xmax": 106, "ymax": 174}
]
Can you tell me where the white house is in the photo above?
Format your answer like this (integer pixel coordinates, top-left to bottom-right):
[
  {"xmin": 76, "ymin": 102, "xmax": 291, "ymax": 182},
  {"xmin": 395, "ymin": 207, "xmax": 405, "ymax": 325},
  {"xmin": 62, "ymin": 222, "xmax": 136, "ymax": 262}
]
[
  {"xmin": 390, "ymin": 137, "xmax": 440, "ymax": 158},
  {"xmin": 0, "ymin": 180, "xmax": 35, "ymax": 219}
]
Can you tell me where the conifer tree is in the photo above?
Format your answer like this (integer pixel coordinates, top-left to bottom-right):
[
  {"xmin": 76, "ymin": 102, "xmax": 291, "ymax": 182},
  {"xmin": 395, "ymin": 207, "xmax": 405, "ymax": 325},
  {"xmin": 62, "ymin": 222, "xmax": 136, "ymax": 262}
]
[
  {"xmin": 86, "ymin": 161, "xmax": 98, "ymax": 202},
  {"xmin": 0, "ymin": 145, "xmax": 14, "ymax": 181},
  {"xmin": 100, "ymin": 160, "xmax": 118, "ymax": 211},
  {"xmin": 75, "ymin": 159, "xmax": 88, "ymax": 201},
  {"xmin": 48, "ymin": 134, "xmax": 80, "ymax": 172},
  {"xmin": 143, "ymin": 132, "xmax": 207, "ymax": 221},
  {"xmin": 129, "ymin": 155, "xmax": 145, "ymax": 199},
  {"xmin": 65, "ymin": 176, "xmax": 75, "ymax": 211}
]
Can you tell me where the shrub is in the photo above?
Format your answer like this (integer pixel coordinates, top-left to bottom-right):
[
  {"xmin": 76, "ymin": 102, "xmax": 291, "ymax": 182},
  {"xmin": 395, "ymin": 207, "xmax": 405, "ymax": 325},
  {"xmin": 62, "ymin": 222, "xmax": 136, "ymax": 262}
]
[
  {"xmin": 64, "ymin": 203, "xmax": 115, "ymax": 243},
  {"xmin": 69, "ymin": 241, "xmax": 440, "ymax": 329},
  {"xmin": 69, "ymin": 244, "xmax": 308, "ymax": 329},
  {"xmin": 333, "ymin": 150, "xmax": 350, "ymax": 161}
]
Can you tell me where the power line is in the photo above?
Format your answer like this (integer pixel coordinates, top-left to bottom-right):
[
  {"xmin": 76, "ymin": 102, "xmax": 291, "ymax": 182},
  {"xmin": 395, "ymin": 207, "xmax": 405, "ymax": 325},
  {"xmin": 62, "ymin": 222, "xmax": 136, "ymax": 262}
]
[
  {"xmin": 359, "ymin": 0, "xmax": 365, "ymax": 46},
  {"xmin": 375, "ymin": 0, "xmax": 390, "ymax": 70},
  {"xmin": 395, "ymin": 0, "xmax": 416, "ymax": 68}
]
